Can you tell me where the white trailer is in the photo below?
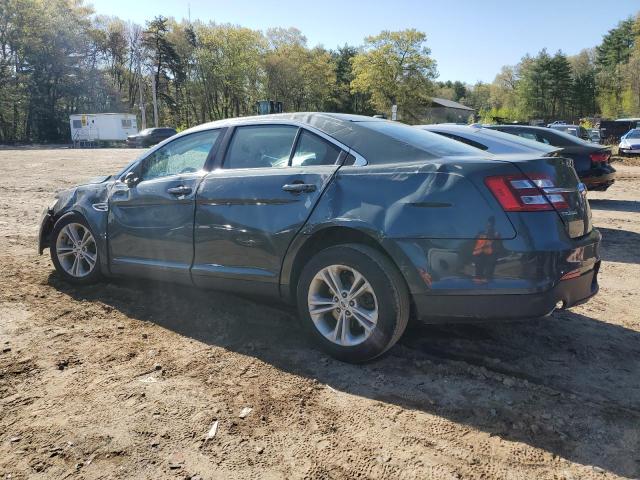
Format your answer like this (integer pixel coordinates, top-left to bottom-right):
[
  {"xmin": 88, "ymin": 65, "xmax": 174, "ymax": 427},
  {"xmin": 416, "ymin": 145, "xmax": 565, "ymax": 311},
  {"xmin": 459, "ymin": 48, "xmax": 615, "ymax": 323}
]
[{"xmin": 69, "ymin": 113, "xmax": 138, "ymax": 147}]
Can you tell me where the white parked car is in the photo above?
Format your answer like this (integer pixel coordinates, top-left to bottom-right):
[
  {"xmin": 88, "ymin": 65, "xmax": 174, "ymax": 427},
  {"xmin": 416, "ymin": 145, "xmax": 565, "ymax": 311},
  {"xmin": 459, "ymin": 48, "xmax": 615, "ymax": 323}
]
[{"xmin": 619, "ymin": 129, "xmax": 640, "ymax": 155}]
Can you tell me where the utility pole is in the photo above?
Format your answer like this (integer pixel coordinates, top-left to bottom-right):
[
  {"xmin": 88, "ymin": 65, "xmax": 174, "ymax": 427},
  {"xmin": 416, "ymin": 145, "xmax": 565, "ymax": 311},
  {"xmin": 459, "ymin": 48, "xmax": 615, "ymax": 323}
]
[
  {"xmin": 138, "ymin": 72, "xmax": 147, "ymax": 130},
  {"xmin": 151, "ymin": 74, "xmax": 159, "ymax": 127}
]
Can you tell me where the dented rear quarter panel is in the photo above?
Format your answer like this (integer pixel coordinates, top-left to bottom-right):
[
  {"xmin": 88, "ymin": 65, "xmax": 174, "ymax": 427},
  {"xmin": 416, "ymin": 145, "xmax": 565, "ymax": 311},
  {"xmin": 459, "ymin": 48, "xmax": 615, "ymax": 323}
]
[{"xmin": 282, "ymin": 158, "xmax": 526, "ymax": 295}]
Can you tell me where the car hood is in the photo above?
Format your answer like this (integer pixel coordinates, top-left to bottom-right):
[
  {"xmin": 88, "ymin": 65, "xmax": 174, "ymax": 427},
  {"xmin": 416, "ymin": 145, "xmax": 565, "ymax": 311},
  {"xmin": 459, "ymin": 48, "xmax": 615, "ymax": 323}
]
[
  {"xmin": 54, "ymin": 176, "xmax": 111, "ymax": 200},
  {"xmin": 621, "ymin": 138, "xmax": 640, "ymax": 145},
  {"xmin": 81, "ymin": 175, "xmax": 112, "ymax": 185}
]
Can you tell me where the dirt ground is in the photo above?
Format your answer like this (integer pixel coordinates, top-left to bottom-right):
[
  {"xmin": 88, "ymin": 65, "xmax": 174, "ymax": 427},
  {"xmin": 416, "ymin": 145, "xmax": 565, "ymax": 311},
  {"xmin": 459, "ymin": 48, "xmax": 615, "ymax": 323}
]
[{"xmin": 0, "ymin": 148, "xmax": 639, "ymax": 480}]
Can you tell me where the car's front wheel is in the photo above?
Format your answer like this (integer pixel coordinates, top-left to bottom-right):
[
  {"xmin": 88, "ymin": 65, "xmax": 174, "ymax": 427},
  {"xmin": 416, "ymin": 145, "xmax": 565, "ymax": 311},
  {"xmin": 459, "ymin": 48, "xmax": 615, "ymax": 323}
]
[
  {"xmin": 297, "ymin": 244, "xmax": 410, "ymax": 363},
  {"xmin": 50, "ymin": 213, "xmax": 102, "ymax": 285}
]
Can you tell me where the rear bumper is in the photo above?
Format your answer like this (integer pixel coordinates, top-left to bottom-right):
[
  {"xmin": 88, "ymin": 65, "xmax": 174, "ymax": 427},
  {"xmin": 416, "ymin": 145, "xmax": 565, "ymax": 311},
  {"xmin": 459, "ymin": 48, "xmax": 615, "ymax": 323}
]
[
  {"xmin": 384, "ymin": 224, "xmax": 602, "ymax": 323},
  {"xmin": 580, "ymin": 165, "xmax": 616, "ymax": 191},
  {"xmin": 412, "ymin": 261, "xmax": 599, "ymax": 323}
]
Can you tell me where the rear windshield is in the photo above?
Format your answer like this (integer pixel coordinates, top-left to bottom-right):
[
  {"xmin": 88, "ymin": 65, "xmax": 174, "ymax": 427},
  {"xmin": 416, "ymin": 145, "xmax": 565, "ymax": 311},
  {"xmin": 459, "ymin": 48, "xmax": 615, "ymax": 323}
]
[
  {"xmin": 546, "ymin": 128, "xmax": 592, "ymax": 146},
  {"xmin": 347, "ymin": 120, "xmax": 487, "ymax": 163},
  {"xmin": 474, "ymin": 127, "xmax": 558, "ymax": 153}
]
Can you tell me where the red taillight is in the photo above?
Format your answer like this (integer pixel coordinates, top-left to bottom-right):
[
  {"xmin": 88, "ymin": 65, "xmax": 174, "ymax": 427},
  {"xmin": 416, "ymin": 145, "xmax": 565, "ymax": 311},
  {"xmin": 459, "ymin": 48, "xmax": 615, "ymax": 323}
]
[
  {"xmin": 590, "ymin": 151, "xmax": 610, "ymax": 164},
  {"xmin": 485, "ymin": 174, "xmax": 569, "ymax": 212}
]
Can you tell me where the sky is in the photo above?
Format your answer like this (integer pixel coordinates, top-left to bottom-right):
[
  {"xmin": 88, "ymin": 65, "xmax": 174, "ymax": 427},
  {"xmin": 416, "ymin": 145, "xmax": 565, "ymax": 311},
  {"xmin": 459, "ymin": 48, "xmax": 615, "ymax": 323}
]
[{"xmin": 88, "ymin": 0, "xmax": 639, "ymax": 84}]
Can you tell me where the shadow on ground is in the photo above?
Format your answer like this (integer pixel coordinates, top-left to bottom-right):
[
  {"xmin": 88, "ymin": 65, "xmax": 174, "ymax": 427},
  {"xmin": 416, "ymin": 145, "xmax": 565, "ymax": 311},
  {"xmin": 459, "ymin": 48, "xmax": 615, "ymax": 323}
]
[
  {"xmin": 48, "ymin": 273, "xmax": 640, "ymax": 477},
  {"xmin": 589, "ymin": 198, "xmax": 640, "ymax": 214},
  {"xmin": 597, "ymin": 226, "xmax": 640, "ymax": 264}
]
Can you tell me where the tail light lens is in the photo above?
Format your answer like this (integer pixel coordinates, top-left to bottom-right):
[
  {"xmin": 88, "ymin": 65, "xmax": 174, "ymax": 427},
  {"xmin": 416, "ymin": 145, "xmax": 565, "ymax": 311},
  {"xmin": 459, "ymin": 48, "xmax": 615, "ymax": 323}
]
[
  {"xmin": 485, "ymin": 174, "xmax": 569, "ymax": 212},
  {"xmin": 590, "ymin": 151, "xmax": 610, "ymax": 164}
]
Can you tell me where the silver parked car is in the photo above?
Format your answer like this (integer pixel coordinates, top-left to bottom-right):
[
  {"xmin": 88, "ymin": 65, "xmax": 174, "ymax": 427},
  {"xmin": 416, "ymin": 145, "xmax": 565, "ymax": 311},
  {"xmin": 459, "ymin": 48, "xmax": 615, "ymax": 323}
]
[
  {"xmin": 415, "ymin": 124, "xmax": 561, "ymax": 156},
  {"xmin": 619, "ymin": 128, "xmax": 640, "ymax": 155}
]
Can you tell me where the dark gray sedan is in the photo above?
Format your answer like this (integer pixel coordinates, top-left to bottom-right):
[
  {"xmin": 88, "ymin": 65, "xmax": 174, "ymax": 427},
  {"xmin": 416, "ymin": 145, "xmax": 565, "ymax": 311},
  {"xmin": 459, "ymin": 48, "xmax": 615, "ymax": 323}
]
[{"xmin": 39, "ymin": 113, "xmax": 601, "ymax": 362}]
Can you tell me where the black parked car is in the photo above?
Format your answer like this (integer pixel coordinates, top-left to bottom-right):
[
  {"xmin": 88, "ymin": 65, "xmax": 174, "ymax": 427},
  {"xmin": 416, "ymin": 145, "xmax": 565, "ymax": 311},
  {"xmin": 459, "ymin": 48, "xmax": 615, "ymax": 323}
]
[
  {"xmin": 126, "ymin": 127, "xmax": 177, "ymax": 147},
  {"xmin": 39, "ymin": 113, "xmax": 600, "ymax": 362},
  {"xmin": 416, "ymin": 124, "xmax": 561, "ymax": 156},
  {"xmin": 488, "ymin": 125, "xmax": 616, "ymax": 191}
]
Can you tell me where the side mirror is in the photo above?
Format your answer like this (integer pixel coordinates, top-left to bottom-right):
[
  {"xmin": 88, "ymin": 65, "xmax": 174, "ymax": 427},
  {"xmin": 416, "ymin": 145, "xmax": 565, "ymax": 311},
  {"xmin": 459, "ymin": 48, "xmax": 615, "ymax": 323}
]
[{"xmin": 123, "ymin": 171, "xmax": 139, "ymax": 188}]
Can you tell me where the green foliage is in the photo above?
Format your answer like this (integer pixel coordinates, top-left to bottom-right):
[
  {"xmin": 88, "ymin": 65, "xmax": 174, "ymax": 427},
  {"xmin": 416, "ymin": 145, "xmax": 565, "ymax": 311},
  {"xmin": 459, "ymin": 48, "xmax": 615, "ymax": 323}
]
[
  {"xmin": 595, "ymin": 17, "xmax": 637, "ymax": 117},
  {"xmin": 434, "ymin": 80, "xmax": 467, "ymax": 102},
  {"xmin": 263, "ymin": 30, "xmax": 336, "ymax": 112},
  {"xmin": 0, "ymin": 1, "xmax": 638, "ymax": 143},
  {"xmin": 350, "ymin": 29, "xmax": 437, "ymax": 122}
]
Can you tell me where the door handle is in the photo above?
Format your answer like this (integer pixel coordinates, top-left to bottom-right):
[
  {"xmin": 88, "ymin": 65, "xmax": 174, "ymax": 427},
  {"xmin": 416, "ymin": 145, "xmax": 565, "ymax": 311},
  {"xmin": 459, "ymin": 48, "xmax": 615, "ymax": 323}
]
[
  {"xmin": 282, "ymin": 183, "xmax": 317, "ymax": 193},
  {"xmin": 167, "ymin": 185, "xmax": 192, "ymax": 196}
]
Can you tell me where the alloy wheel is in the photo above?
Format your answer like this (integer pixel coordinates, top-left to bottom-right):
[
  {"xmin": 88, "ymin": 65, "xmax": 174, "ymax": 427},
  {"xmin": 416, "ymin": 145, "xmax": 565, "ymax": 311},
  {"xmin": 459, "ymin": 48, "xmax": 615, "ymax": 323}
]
[
  {"xmin": 55, "ymin": 223, "xmax": 97, "ymax": 278},
  {"xmin": 307, "ymin": 264, "xmax": 378, "ymax": 347}
]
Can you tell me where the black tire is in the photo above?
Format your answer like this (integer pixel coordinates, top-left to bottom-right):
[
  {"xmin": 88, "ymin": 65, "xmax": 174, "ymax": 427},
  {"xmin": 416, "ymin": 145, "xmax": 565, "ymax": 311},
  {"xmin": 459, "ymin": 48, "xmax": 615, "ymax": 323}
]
[
  {"xmin": 50, "ymin": 213, "xmax": 102, "ymax": 285},
  {"xmin": 297, "ymin": 243, "xmax": 410, "ymax": 363}
]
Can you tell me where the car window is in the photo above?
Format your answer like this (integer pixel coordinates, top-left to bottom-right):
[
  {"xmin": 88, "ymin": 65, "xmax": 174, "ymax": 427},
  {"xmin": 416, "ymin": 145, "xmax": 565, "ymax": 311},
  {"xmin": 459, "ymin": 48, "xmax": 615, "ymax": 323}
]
[
  {"xmin": 477, "ymin": 128, "xmax": 556, "ymax": 153},
  {"xmin": 544, "ymin": 128, "xmax": 592, "ymax": 146},
  {"xmin": 139, "ymin": 130, "xmax": 220, "ymax": 181},
  {"xmin": 533, "ymin": 132, "xmax": 552, "ymax": 144},
  {"xmin": 225, "ymin": 125, "xmax": 298, "ymax": 169},
  {"xmin": 291, "ymin": 130, "xmax": 342, "ymax": 167},
  {"xmin": 515, "ymin": 131, "xmax": 539, "ymax": 142}
]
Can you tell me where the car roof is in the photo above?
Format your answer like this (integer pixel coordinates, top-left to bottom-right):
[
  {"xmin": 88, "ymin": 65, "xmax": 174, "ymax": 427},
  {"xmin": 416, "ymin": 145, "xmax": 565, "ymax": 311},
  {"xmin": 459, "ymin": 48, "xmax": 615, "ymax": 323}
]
[
  {"xmin": 183, "ymin": 112, "xmax": 383, "ymax": 133},
  {"xmin": 143, "ymin": 113, "xmax": 495, "ymax": 166}
]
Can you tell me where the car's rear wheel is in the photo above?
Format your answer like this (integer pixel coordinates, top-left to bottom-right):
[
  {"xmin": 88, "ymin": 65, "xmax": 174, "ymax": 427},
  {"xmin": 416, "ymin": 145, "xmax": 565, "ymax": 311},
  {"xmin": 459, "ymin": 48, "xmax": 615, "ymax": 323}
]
[
  {"xmin": 50, "ymin": 213, "xmax": 101, "ymax": 285},
  {"xmin": 297, "ymin": 244, "xmax": 410, "ymax": 362}
]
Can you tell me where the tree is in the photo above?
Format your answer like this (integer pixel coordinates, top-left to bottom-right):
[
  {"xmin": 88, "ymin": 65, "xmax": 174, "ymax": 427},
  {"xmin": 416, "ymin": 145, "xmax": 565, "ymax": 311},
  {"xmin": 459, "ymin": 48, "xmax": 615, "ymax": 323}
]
[
  {"xmin": 143, "ymin": 16, "xmax": 179, "ymax": 126},
  {"xmin": 518, "ymin": 50, "xmax": 554, "ymax": 119},
  {"xmin": 193, "ymin": 22, "xmax": 265, "ymax": 120},
  {"xmin": 569, "ymin": 49, "xmax": 598, "ymax": 118},
  {"xmin": 327, "ymin": 45, "xmax": 372, "ymax": 114},
  {"xmin": 264, "ymin": 29, "xmax": 336, "ymax": 112},
  {"xmin": 547, "ymin": 51, "xmax": 573, "ymax": 119},
  {"xmin": 465, "ymin": 82, "xmax": 491, "ymax": 112},
  {"xmin": 452, "ymin": 81, "xmax": 467, "ymax": 102},
  {"xmin": 596, "ymin": 17, "xmax": 636, "ymax": 116},
  {"xmin": 350, "ymin": 29, "xmax": 437, "ymax": 122}
]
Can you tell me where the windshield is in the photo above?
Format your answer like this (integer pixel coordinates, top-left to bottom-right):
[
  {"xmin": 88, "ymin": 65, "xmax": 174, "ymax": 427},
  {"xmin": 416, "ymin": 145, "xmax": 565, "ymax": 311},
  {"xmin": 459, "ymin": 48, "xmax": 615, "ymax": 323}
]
[
  {"xmin": 354, "ymin": 120, "xmax": 488, "ymax": 163},
  {"xmin": 626, "ymin": 129, "xmax": 640, "ymax": 139}
]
